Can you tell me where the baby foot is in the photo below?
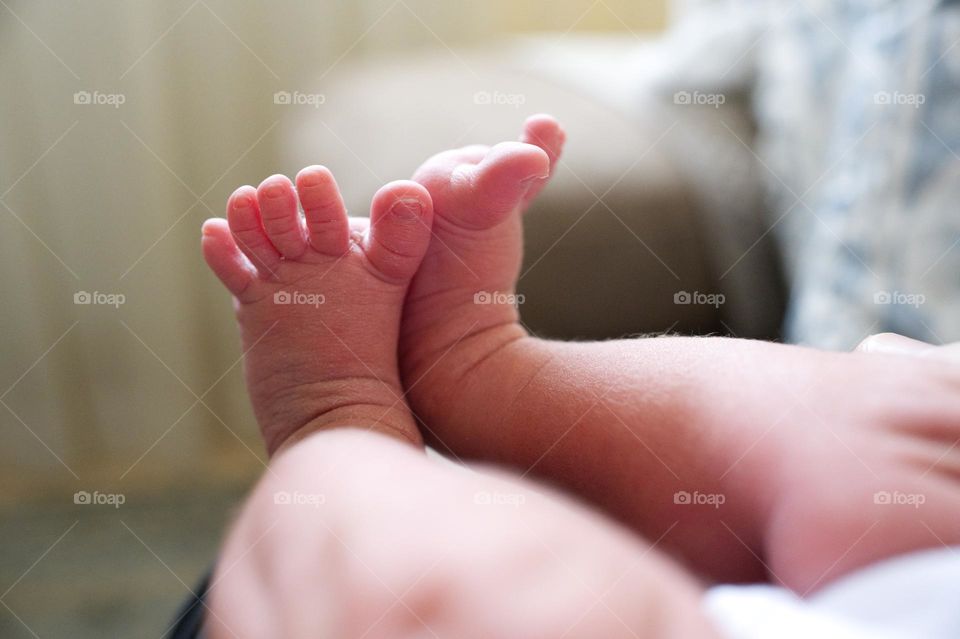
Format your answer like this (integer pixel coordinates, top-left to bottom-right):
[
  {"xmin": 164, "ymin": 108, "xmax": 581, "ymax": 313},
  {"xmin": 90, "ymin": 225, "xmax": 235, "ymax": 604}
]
[
  {"xmin": 202, "ymin": 167, "xmax": 433, "ymax": 454},
  {"xmin": 400, "ymin": 115, "xmax": 564, "ymax": 431}
]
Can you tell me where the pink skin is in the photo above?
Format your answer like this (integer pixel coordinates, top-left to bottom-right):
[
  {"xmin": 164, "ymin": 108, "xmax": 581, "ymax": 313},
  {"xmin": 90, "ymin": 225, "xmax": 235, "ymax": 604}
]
[
  {"xmin": 207, "ymin": 429, "xmax": 719, "ymax": 639},
  {"xmin": 401, "ymin": 115, "xmax": 960, "ymax": 592},
  {"xmin": 201, "ymin": 166, "xmax": 719, "ymax": 638},
  {"xmin": 201, "ymin": 166, "xmax": 434, "ymax": 454},
  {"xmin": 199, "ymin": 119, "xmax": 960, "ymax": 639},
  {"xmin": 400, "ymin": 116, "xmax": 560, "ymax": 382}
]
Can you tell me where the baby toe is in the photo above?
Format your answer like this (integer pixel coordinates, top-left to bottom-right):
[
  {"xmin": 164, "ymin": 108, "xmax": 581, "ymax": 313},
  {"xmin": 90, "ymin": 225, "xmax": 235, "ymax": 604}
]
[
  {"xmin": 257, "ymin": 174, "xmax": 308, "ymax": 260},
  {"xmin": 226, "ymin": 185, "xmax": 282, "ymax": 275},
  {"xmin": 296, "ymin": 165, "xmax": 350, "ymax": 257},
  {"xmin": 363, "ymin": 180, "xmax": 434, "ymax": 284},
  {"xmin": 201, "ymin": 218, "xmax": 256, "ymax": 298}
]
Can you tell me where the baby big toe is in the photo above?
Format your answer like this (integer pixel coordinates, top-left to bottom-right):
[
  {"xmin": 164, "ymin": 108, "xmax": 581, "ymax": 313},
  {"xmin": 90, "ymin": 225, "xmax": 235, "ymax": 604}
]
[
  {"xmin": 364, "ymin": 180, "xmax": 434, "ymax": 284},
  {"xmin": 459, "ymin": 141, "xmax": 550, "ymax": 229}
]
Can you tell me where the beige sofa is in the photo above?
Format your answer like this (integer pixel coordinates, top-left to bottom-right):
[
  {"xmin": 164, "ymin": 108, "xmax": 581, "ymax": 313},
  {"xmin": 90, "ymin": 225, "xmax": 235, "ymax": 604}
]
[{"xmin": 281, "ymin": 36, "xmax": 786, "ymax": 341}]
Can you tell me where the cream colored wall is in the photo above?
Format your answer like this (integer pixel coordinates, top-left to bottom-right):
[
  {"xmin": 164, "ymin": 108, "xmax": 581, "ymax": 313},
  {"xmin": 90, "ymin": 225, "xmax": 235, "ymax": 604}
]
[
  {"xmin": 489, "ymin": 0, "xmax": 666, "ymax": 32},
  {"xmin": 0, "ymin": 0, "xmax": 666, "ymax": 502}
]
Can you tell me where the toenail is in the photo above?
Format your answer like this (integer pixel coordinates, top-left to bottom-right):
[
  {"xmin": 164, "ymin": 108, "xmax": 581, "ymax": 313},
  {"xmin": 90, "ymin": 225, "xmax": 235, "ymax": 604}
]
[
  {"xmin": 263, "ymin": 183, "xmax": 287, "ymax": 199},
  {"xmin": 233, "ymin": 193, "xmax": 254, "ymax": 209},
  {"xmin": 298, "ymin": 169, "xmax": 325, "ymax": 187},
  {"xmin": 390, "ymin": 198, "xmax": 422, "ymax": 219}
]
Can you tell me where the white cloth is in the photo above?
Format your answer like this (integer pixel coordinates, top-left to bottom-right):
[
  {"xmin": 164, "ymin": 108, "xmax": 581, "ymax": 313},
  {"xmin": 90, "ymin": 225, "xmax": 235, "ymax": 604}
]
[
  {"xmin": 666, "ymin": 0, "xmax": 960, "ymax": 349},
  {"xmin": 705, "ymin": 547, "xmax": 960, "ymax": 639}
]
